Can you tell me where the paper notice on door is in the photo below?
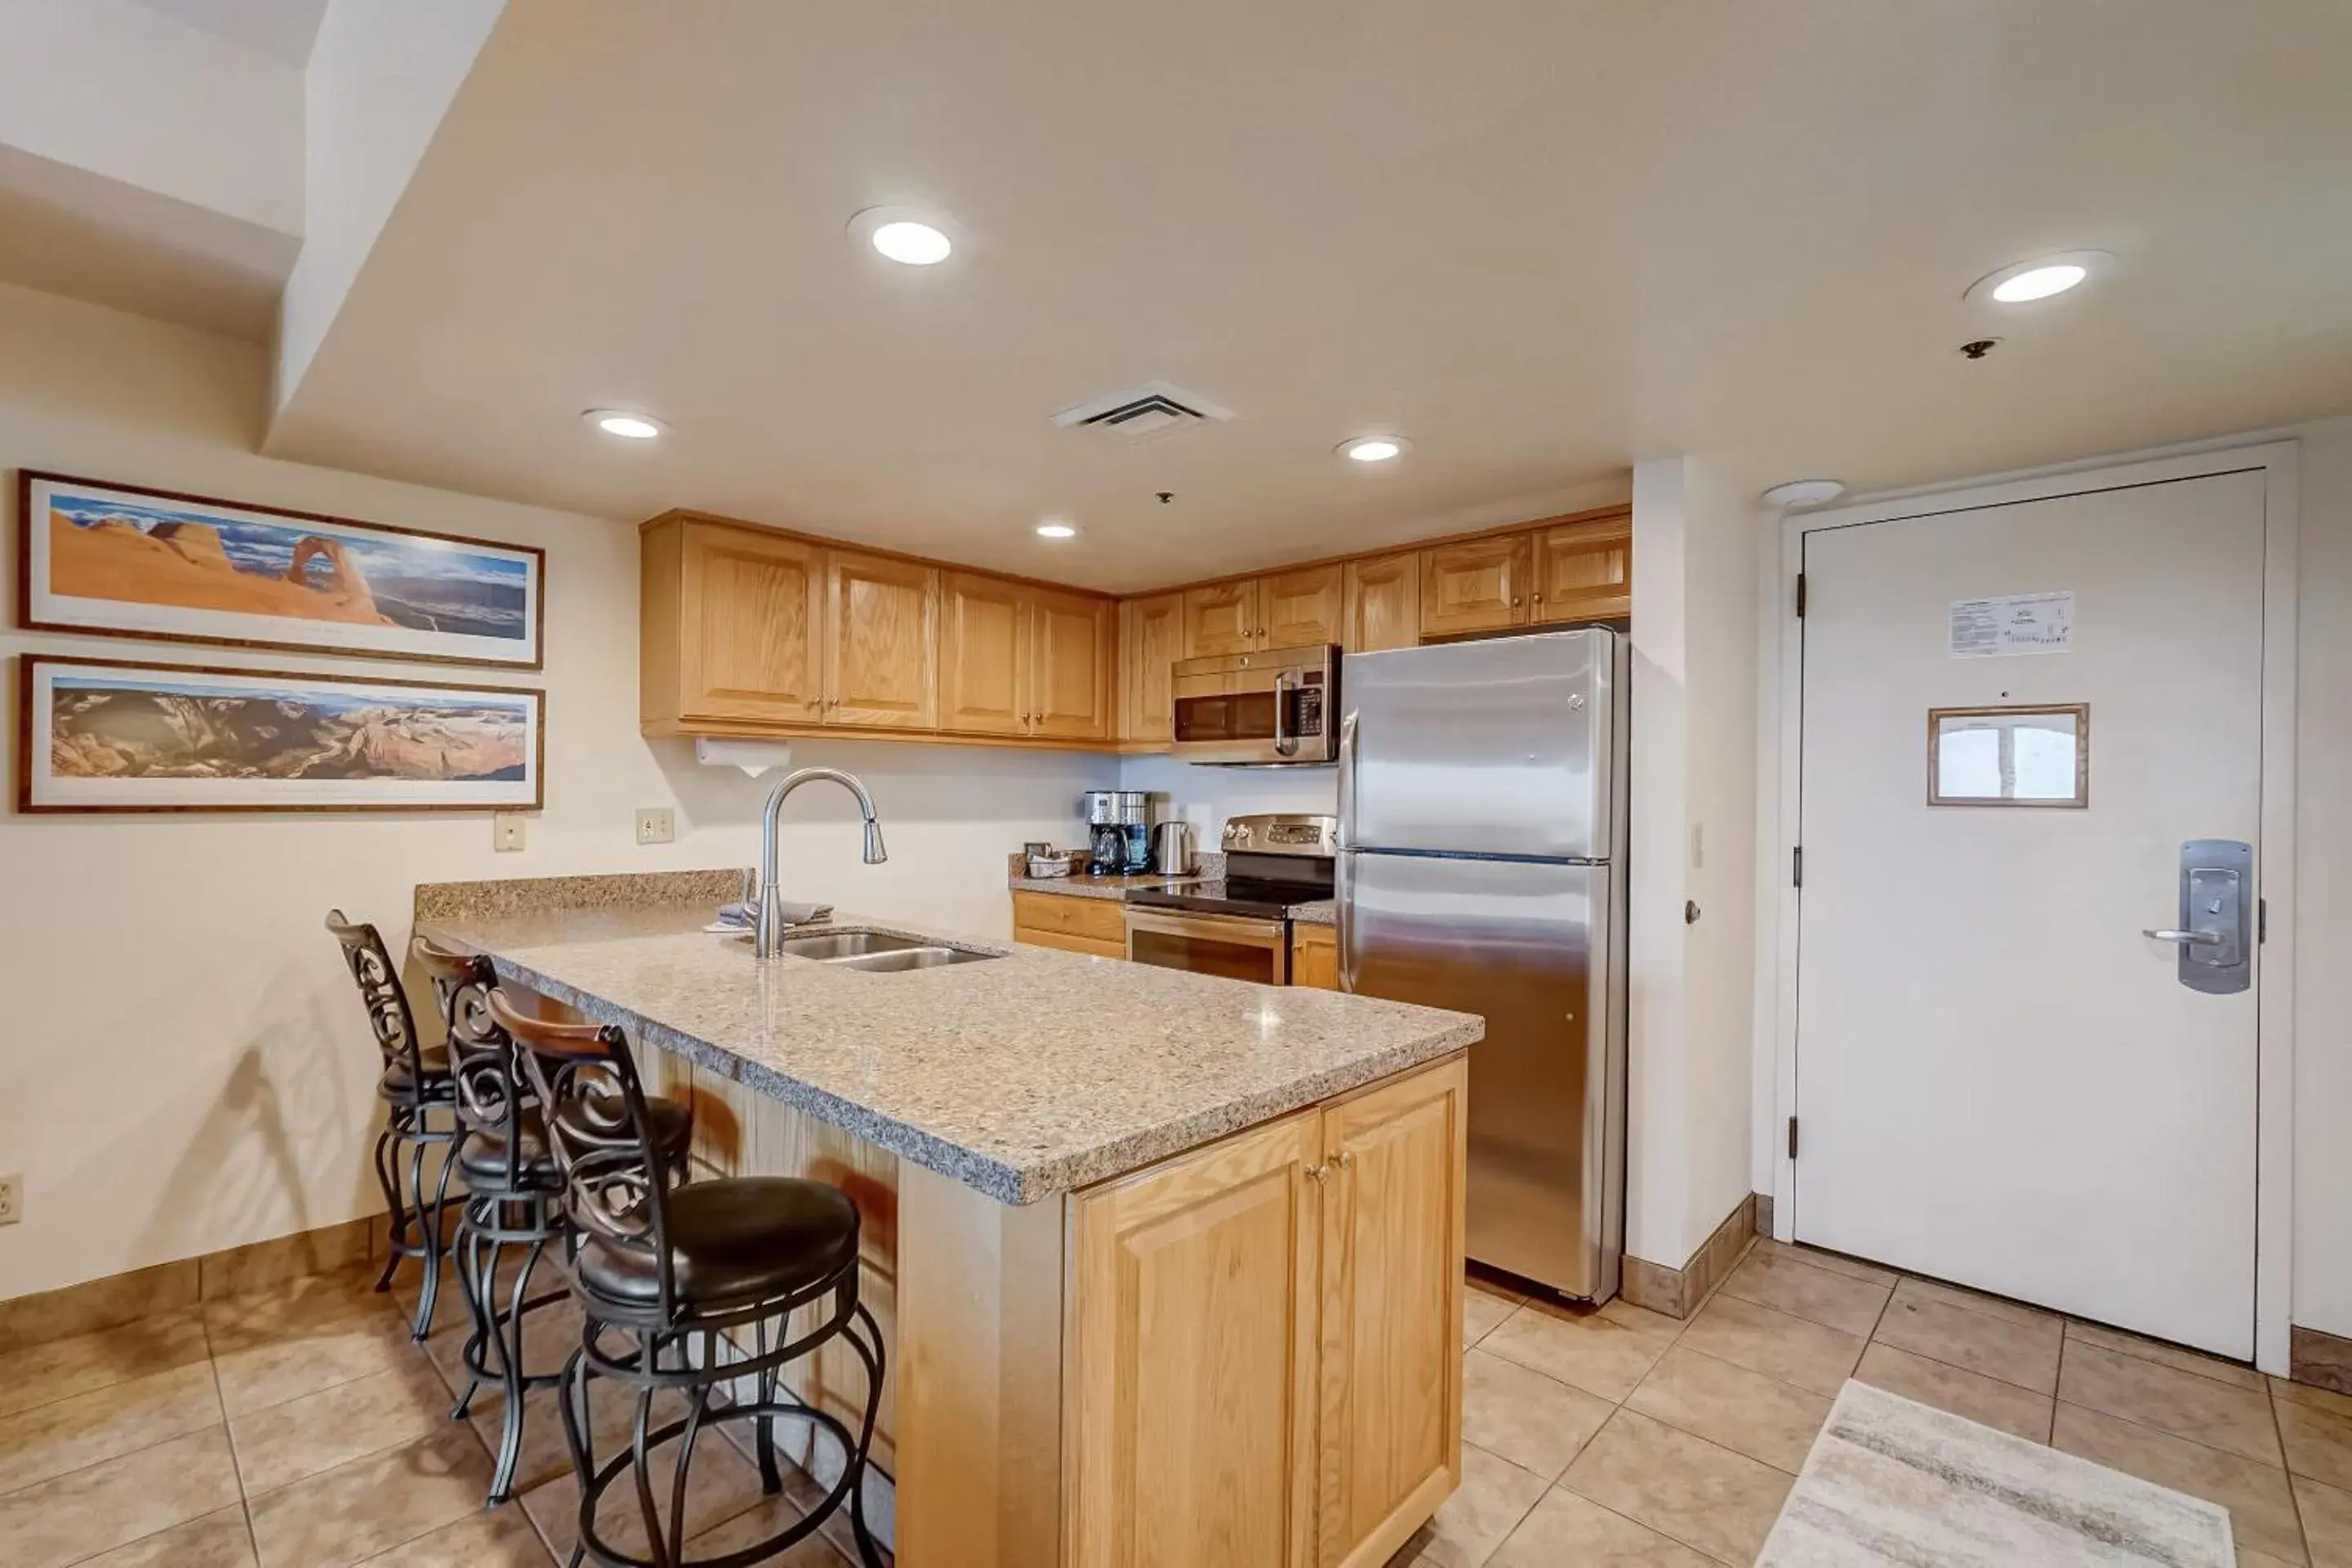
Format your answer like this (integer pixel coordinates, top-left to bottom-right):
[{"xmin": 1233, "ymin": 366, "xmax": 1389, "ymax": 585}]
[{"xmin": 1949, "ymin": 592, "xmax": 2074, "ymax": 658}]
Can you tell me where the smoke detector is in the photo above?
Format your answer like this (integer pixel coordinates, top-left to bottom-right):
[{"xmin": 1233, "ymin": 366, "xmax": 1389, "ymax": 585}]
[{"xmin": 1050, "ymin": 381, "xmax": 1234, "ymax": 444}]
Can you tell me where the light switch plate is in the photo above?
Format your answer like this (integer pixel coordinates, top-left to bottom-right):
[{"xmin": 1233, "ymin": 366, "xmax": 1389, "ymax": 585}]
[
  {"xmin": 635, "ymin": 807, "xmax": 676, "ymax": 845},
  {"xmin": 492, "ymin": 813, "xmax": 526, "ymax": 853},
  {"xmin": 0, "ymin": 1174, "xmax": 21, "ymax": 1226}
]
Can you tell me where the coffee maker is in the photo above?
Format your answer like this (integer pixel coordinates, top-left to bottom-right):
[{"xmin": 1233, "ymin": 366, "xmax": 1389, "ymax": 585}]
[{"xmin": 1080, "ymin": 791, "xmax": 1153, "ymax": 875}]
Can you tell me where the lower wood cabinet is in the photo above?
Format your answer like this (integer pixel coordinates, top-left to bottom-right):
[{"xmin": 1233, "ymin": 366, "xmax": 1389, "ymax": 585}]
[
  {"xmin": 1064, "ymin": 1054, "xmax": 1467, "ymax": 1568},
  {"xmin": 1290, "ymin": 924, "xmax": 1339, "ymax": 989},
  {"xmin": 1011, "ymin": 890, "xmax": 1128, "ymax": 958}
]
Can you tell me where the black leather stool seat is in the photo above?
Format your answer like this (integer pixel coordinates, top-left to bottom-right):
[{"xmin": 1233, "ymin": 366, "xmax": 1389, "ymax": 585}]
[
  {"xmin": 460, "ymin": 1096, "xmax": 692, "ymax": 1184},
  {"xmin": 378, "ymin": 1047, "xmax": 452, "ymax": 1098},
  {"xmin": 576, "ymin": 1177, "xmax": 858, "ymax": 1310}
]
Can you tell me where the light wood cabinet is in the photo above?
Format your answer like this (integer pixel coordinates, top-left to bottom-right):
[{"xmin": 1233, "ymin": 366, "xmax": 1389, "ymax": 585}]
[
  {"xmin": 825, "ymin": 549, "xmax": 939, "ymax": 728},
  {"xmin": 939, "ymin": 572, "xmax": 1029, "ymax": 736},
  {"xmin": 1341, "ymin": 553, "xmax": 1421, "ymax": 654},
  {"xmin": 1184, "ymin": 580, "xmax": 1263, "ymax": 657},
  {"xmin": 1118, "ymin": 591, "xmax": 1184, "ymax": 746},
  {"xmin": 642, "ymin": 519, "xmax": 826, "ymax": 728},
  {"xmin": 1011, "ymin": 891, "xmax": 1128, "ymax": 958},
  {"xmin": 1419, "ymin": 534, "xmax": 1533, "ymax": 639},
  {"xmin": 1062, "ymin": 1054, "xmax": 1468, "ymax": 1568},
  {"xmin": 1263, "ymin": 564, "xmax": 1345, "ymax": 649},
  {"xmin": 1290, "ymin": 924, "xmax": 1340, "ymax": 990},
  {"xmin": 1531, "ymin": 515, "xmax": 1632, "ymax": 624},
  {"xmin": 1030, "ymin": 587, "xmax": 1113, "ymax": 740},
  {"xmin": 1068, "ymin": 1109, "xmax": 1325, "ymax": 1568},
  {"xmin": 1314, "ymin": 1058, "xmax": 1468, "ymax": 1567}
]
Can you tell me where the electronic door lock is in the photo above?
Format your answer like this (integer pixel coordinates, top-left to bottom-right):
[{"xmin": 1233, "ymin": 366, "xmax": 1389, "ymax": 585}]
[{"xmin": 2148, "ymin": 840, "xmax": 2251, "ymax": 994}]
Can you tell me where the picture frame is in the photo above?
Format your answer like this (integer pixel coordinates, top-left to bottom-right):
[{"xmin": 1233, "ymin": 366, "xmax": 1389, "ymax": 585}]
[
  {"xmin": 16, "ymin": 470, "xmax": 546, "ymax": 669},
  {"xmin": 19, "ymin": 653, "xmax": 546, "ymax": 814},
  {"xmin": 1927, "ymin": 702, "xmax": 2090, "ymax": 808}
]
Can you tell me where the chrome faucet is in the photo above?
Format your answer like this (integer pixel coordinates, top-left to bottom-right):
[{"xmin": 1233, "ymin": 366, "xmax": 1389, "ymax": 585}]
[{"xmin": 754, "ymin": 767, "xmax": 887, "ymax": 958}]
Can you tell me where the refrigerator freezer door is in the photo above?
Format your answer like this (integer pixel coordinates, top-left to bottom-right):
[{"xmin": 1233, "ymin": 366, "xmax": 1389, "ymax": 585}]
[
  {"xmin": 1343, "ymin": 629, "xmax": 1617, "ymax": 862},
  {"xmin": 1339, "ymin": 848, "xmax": 1624, "ymax": 1298}
]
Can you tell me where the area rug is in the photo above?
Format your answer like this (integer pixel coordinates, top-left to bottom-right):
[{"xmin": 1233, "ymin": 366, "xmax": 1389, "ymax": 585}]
[{"xmin": 1757, "ymin": 1380, "xmax": 2235, "ymax": 1567}]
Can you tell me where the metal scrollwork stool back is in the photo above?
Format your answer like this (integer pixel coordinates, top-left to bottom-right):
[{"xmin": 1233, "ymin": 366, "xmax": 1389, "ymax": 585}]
[{"xmin": 489, "ymin": 988, "xmax": 885, "ymax": 1568}]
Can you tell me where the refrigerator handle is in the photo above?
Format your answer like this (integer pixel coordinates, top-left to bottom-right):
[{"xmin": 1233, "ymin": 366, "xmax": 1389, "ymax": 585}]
[
  {"xmin": 1337, "ymin": 709, "xmax": 1359, "ymax": 848},
  {"xmin": 1335, "ymin": 849, "xmax": 1357, "ymax": 993}
]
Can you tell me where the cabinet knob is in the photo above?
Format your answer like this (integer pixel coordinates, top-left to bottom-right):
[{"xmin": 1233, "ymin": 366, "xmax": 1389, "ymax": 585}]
[
  {"xmin": 1511, "ymin": 595, "xmax": 1523, "ymax": 608},
  {"xmin": 1334, "ymin": 1149, "xmax": 1354, "ymax": 1170},
  {"xmin": 1531, "ymin": 592, "xmax": 1544, "ymax": 604},
  {"xmin": 1305, "ymin": 1163, "xmax": 1331, "ymax": 1184}
]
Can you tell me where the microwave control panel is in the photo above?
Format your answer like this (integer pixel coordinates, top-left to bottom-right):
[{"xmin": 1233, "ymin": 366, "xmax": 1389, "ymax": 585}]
[{"xmin": 1294, "ymin": 669, "xmax": 1325, "ymax": 736}]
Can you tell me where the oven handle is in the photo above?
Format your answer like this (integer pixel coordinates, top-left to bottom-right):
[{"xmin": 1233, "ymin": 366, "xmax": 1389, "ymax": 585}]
[{"xmin": 1122, "ymin": 906, "xmax": 1290, "ymax": 954}]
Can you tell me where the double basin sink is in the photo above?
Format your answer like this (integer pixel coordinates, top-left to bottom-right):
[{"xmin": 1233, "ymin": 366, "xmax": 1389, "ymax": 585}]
[{"xmin": 768, "ymin": 929, "xmax": 1000, "ymax": 973}]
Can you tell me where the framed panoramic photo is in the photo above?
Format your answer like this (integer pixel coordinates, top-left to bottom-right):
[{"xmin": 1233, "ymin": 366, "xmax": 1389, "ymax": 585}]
[
  {"xmin": 16, "ymin": 471, "xmax": 545, "ymax": 669},
  {"xmin": 19, "ymin": 655, "xmax": 546, "ymax": 813}
]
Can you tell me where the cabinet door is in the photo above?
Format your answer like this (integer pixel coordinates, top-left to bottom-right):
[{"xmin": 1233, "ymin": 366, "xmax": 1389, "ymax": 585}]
[
  {"xmin": 1119, "ymin": 592, "xmax": 1184, "ymax": 746},
  {"xmin": 1031, "ymin": 587, "xmax": 1114, "ymax": 740},
  {"xmin": 938, "ymin": 572, "xmax": 1029, "ymax": 735},
  {"xmin": 1263, "ymin": 564, "xmax": 1344, "ymax": 649},
  {"xmin": 1290, "ymin": 925, "xmax": 1340, "ymax": 990},
  {"xmin": 671, "ymin": 522, "xmax": 826, "ymax": 724},
  {"xmin": 1183, "ymin": 580, "xmax": 1263, "ymax": 657},
  {"xmin": 1530, "ymin": 514, "xmax": 1632, "ymax": 624},
  {"xmin": 1316, "ymin": 1056, "xmax": 1467, "ymax": 1568},
  {"xmin": 1341, "ymin": 552, "xmax": 1421, "ymax": 654},
  {"xmin": 1068, "ymin": 1111, "xmax": 1323, "ymax": 1568},
  {"xmin": 1419, "ymin": 535, "xmax": 1531, "ymax": 639},
  {"xmin": 825, "ymin": 550, "xmax": 939, "ymax": 728}
]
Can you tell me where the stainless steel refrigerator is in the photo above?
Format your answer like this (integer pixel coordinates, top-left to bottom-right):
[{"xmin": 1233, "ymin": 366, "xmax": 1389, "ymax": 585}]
[{"xmin": 1337, "ymin": 628, "xmax": 1628, "ymax": 1299}]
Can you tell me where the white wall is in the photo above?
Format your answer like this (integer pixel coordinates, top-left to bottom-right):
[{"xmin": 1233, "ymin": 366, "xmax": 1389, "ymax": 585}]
[
  {"xmin": 0, "ymin": 281, "xmax": 1112, "ymax": 1299},
  {"xmin": 1114, "ymin": 755, "xmax": 1337, "ymax": 844},
  {"xmin": 276, "ymin": 0, "xmax": 506, "ymax": 406},
  {"xmin": 1625, "ymin": 457, "xmax": 1762, "ymax": 1270},
  {"xmin": 1745, "ymin": 416, "xmax": 2352, "ymax": 1341},
  {"xmin": 0, "ymin": 0, "xmax": 304, "ymax": 237}
]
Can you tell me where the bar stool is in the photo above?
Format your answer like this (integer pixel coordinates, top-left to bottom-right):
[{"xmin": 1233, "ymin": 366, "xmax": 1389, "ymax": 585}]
[
  {"xmin": 326, "ymin": 910, "xmax": 459, "ymax": 1341},
  {"xmin": 489, "ymin": 989, "xmax": 884, "ymax": 1568},
  {"xmin": 412, "ymin": 940, "xmax": 696, "ymax": 1505}
]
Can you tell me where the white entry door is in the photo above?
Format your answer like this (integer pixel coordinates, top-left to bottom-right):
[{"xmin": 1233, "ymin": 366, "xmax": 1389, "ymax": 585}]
[{"xmin": 1795, "ymin": 469, "xmax": 2266, "ymax": 1357}]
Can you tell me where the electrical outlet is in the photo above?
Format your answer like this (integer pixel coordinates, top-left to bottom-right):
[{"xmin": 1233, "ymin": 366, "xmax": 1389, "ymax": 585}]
[
  {"xmin": 492, "ymin": 813, "xmax": 526, "ymax": 853},
  {"xmin": 0, "ymin": 1174, "xmax": 21, "ymax": 1226},
  {"xmin": 635, "ymin": 807, "xmax": 676, "ymax": 845}
]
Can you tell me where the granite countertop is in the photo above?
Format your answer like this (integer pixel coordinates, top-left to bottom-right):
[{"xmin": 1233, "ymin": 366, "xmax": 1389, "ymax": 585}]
[{"xmin": 422, "ymin": 899, "xmax": 1478, "ymax": 1205}]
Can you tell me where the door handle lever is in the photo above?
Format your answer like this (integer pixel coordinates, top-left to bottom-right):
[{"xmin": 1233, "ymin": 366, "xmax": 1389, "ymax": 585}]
[{"xmin": 2143, "ymin": 928, "xmax": 2224, "ymax": 946}]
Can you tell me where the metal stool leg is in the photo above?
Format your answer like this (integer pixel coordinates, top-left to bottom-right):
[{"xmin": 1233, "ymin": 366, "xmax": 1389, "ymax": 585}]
[{"xmin": 372, "ymin": 1122, "xmax": 406, "ymax": 1294}]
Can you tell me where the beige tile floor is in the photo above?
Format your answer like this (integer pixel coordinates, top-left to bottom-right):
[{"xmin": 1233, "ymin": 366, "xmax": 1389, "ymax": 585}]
[
  {"xmin": 0, "ymin": 1260, "xmax": 871, "ymax": 1568},
  {"xmin": 1391, "ymin": 1237, "xmax": 2352, "ymax": 1568}
]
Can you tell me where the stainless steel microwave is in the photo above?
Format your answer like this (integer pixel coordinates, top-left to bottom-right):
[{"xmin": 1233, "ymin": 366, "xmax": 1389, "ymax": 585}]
[{"xmin": 1169, "ymin": 644, "xmax": 1338, "ymax": 765}]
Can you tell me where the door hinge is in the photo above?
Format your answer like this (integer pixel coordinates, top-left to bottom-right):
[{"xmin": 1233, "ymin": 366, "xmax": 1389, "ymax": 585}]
[
  {"xmin": 1792, "ymin": 846, "xmax": 1803, "ymax": 889},
  {"xmin": 1794, "ymin": 572, "xmax": 1807, "ymax": 618},
  {"xmin": 1787, "ymin": 1116, "xmax": 1799, "ymax": 1160},
  {"xmin": 2259, "ymin": 898, "xmax": 2268, "ymax": 944}
]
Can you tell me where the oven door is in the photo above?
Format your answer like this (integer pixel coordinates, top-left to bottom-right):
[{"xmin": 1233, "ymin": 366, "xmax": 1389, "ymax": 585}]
[
  {"xmin": 1124, "ymin": 907, "xmax": 1291, "ymax": 985},
  {"xmin": 1169, "ymin": 648, "xmax": 1337, "ymax": 764}
]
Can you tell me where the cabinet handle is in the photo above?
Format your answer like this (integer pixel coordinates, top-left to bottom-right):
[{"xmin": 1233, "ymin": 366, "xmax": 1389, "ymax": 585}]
[
  {"xmin": 1305, "ymin": 1163, "xmax": 1331, "ymax": 1184},
  {"xmin": 1511, "ymin": 595, "xmax": 1522, "ymax": 608},
  {"xmin": 1531, "ymin": 591, "xmax": 1544, "ymax": 603},
  {"xmin": 1334, "ymin": 1149, "xmax": 1354, "ymax": 1170}
]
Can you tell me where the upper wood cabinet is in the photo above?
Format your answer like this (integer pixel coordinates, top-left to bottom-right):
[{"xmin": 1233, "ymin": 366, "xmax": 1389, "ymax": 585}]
[
  {"xmin": 1314, "ymin": 1058, "xmax": 1467, "ymax": 1568},
  {"xmin": 1118, "ymin": 592, "xmax": 1184, "ymax": 746},
  {"xmin": 938, "ymin": 572, "xmax": 1028, "ymax": 736},
  {"xmin": 1030, "ymin": 587, "xmax": 1114, "ymax": 740},
  {"xmin": 1341, "ymin": 552, "xmax": 1421, "ymax": 654},
  {"xmin": 1067, "ymin": 1108, "xmax": 1324, "ymax": 1568},
  {"xmin": 1183, "ymin": 580, "xmax": 1263, "ymax": 657},
  {"xmin": 1263, "ymin": 564, "xmax": 1344, "ymax": 649},
  {"xmin": 825, "ymin": 549, "xmax": 939, "ymax": 728},
  {"xmin": 643, "ymin": 518, "xmax": 826, "ymax": 728},
  {"xmin": 1419, "ymin": 533, "xmax": 1533, "ymax": 639},
  {"xmin": 1530, "ymin": 515, "xmax": 1632, "ymax": 624}
]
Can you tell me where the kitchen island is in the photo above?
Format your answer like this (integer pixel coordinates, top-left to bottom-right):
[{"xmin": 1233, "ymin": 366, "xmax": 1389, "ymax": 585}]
[{"xmin": 416, "ymin": 871, "xmax": 1482, "ymax": 1568}]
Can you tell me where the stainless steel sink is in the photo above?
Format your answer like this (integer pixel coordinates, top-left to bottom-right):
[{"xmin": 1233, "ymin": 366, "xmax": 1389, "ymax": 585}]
[
  {"xmin": 770, "ymin": 931, "xmax": 928, "ymax": 961},
  {"xmin": 826, "ymin": 946, "xmax": 997, "ymax": 973}
]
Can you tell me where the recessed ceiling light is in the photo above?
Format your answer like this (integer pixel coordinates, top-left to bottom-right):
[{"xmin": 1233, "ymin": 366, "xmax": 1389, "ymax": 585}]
[
  {"xmin": 1036, "ymin": 522, "xmax": 1077, "ymax": 540},
  {"xmin": 1964, "ymin": 251, "xmax": 2109, "ymax": 306},
  {"xmin": 584, "ymin": 409, "xmax": 662, "ymax": 439},
  {"xmin": 848, "ymin": 206, "xmax": 958, "ymax": 266},
  {"xmin": 1762, "ymin": 479, "xmax": 1846, "ymax": 508},
  {"xmin": 1339, "ymin": 436, "xmax": 1409, "ymax": 463}
]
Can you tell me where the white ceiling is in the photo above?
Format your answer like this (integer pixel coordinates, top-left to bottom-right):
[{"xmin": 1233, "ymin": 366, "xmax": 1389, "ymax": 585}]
[
  {"xmin": 265, "ymin": 0, "xmax": 2352, "ymax": 591},
  {"xmin": 129, "ymin": 0, "xmax": 328, "ymax": 65}
]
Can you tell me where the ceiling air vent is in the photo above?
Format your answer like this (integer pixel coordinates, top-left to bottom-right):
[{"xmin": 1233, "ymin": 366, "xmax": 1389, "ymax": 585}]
[{"xmin": 1050, "ymin": 381, "xmax": 1234, "ymax": 444}]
